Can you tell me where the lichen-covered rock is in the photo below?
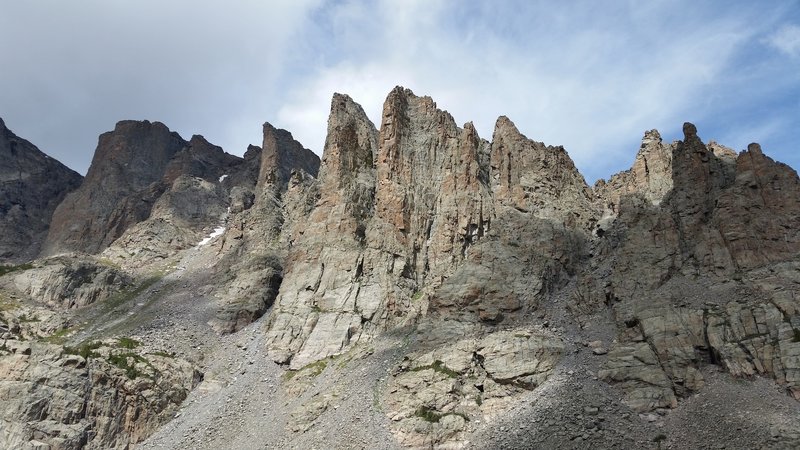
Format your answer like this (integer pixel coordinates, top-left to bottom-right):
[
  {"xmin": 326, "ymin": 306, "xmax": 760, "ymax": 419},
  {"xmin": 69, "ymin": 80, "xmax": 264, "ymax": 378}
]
[
  {"xmin": 0, "ymin": 339, "xmax": 201, "ymax": 450},
  {"xmin": 386, "ymin": 329, "xmax": 563, "ymax": 448},
  {"xmin": 10, "ymin": 257, "xmax": 133, "ymax": 309}
]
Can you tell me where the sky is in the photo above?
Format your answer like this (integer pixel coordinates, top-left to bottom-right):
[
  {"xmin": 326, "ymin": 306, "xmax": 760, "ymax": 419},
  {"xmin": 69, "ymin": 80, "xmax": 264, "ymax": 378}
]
[{"xmin": 1, "ymin": 0, "xmax": 798, "ymax": 183}]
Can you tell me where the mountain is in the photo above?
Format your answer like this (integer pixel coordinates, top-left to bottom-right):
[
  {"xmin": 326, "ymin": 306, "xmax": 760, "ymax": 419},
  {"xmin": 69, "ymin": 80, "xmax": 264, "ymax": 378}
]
[
  {"xmin": 1, "ymin": 88, "xmax": 799, "ymax": 449},
  {"xmin": 0, "ymin": 118, "xmax": 83, "ymax": 263}
]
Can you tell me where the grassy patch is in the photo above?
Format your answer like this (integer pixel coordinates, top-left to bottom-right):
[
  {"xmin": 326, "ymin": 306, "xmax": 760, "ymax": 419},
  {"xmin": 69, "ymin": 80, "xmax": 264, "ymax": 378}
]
[
  {"xmin": 96, "ymin": 258, "xmax": 122, "ymax": 269},
  {"xmin": 283, "ymin": 358, "xmax": 328, "ymax": 381},
  {"xmin": 17, "ymin": 313, "xmax": 39, "ymax": 323},
  {"xmin": 0, "ymin": 298, "xmax": 20, "ymax": 312},
  {"xmin": 411, "ymin": 360, "xmax": 459, "ymax": 378},
  {"xmin": 103, "ymin": 276, "xmax": 162, "ymax": 311},
  {"xmin": 414, "ymin": 406, "xmax": 469, "ymax": 423},
  {"xmin": 411, "ymin": 291, "xmax": 423, "ymax": 302},
  {"xmin": 116, "ymin": 337, "xmax": 140, "ymax": 349},
  {"xmin": 107, "ymin": 352, "xmax": 147, "ymax": 379},
  {"xmin": 0, "ymin": 263, "xmax": 34, "ymax": 277},
  {"xmin": 64, "ymin": 341, "xmax": 103, "ymax": 359},
  {"xmin": 42, "ymin": 327, "xmax": 75, "ymax": 344},
  {"xmin": 149, "ymin": 350, "xmax": 175, "ymax": 358}
]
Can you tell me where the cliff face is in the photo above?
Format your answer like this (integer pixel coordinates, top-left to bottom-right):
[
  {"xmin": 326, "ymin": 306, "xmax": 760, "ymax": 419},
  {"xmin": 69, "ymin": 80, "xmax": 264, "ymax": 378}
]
[
  {"xmin": 265, "ymin": 87, "xmax": 596, "ymax": 369},
  {"xmin": 589, "ymin": 123, "xmax": 800, "ymax": 413},
  {"xmin": 3, "ymin": 87, "xmax": 800, "ymax": 449},
  {"xmin": 43, "ymin": 121, "xmax": 188, "ymax": 256},
  {"xmin": 260, "ymin": 91, "xmax": 800, "ymax": 446},
  {"xmin": 0, "ymin": 118, "xmax": 83, "ymax": 263}
]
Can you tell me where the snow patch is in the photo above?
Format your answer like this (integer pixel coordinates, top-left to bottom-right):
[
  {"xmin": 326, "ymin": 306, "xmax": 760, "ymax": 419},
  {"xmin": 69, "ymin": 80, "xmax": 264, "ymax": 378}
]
[
  {"xmin": 218, "ymin": 174, "xmax": 229, "ymax": 182},
  {"xmin": 197, "ymin": 226, "xmax": 226, "ymax": 246}
]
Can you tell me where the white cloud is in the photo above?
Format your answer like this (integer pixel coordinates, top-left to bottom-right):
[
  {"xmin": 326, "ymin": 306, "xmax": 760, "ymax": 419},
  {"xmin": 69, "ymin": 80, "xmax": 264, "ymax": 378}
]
[
  {"xmin": 275, "ymin": 0, "xmax": 782, "ymax": 182},
  {"xmin": 0, "ymin": 0, "xmax": 323, "ymax": 171},
  {"xmin": 1, "ymin": 0, "xmax": 797, "ymax": 182},
  {"xmin": 766, "ymin": 24, "xmax": 800, "ymax": 57}
]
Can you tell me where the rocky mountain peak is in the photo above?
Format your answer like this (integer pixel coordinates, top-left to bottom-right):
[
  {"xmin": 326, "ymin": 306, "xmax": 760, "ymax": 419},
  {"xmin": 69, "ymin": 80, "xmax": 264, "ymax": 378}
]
[
  {"xmin": 43, "ymin": 120, "xmax": 188, "ymax": 255},
  {"xmin": 257, "ymin": 123, "xmax": 320, "ymax": 192},
  {"xmin": 83, "ymin": 120, "xmax": 186, "ymax": 186},
  {"xmin": 0, "ymin": 119, "xmax": 83, "ymax": 262},
  {"xmin": 5, "ymin": 87, "xmax": 800, "ymax": 450},
  {"xmin": 682, "ymin": 121, "xmax": 698, "ymax": 140},
  {"xmin": 490, "ymin": 114, "xmax": 595, "ymax": 228},
  {"xmin": 319, "ymin": 92, "xmax": 377, "ymax": 187},
  {"xmin": 747, "ymin": 141, "xmax": 763, "ymax": 155},
  {"xmin": 163, "ymin": 134, "xmax": 239, "ymax": 185},
  {"xmin": 595, "ymin": 128, "xmax": 674, "ymax": 218}
]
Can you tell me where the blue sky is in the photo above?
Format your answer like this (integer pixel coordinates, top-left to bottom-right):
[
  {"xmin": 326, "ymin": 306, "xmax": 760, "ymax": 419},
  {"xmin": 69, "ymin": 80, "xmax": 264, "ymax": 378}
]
[{"xmin": 1, "ymin": 0, "xmax": 798, "ymax": 183}]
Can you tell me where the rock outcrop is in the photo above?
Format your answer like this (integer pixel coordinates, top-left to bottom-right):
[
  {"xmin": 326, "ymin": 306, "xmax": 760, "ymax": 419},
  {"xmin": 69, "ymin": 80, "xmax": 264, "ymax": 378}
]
[
  {"xmin": 209, "ymin": 124, "xmax": 320, "ymax": 334},
  {"xmin": 594, "ymin": 129, "xmax": 674, "ymax": 219},
  {"xmin": 0, "ymin": 118, "xmax": 82, "ymax": 263},
  {"xmin": 10, "ymin": 256, "xmax": 133, "ymax": 309},
  {"xmin": 386, "ymin": 328, "xmax": 563, "ymax": 447},
  {"xmin": 591, "ymin": 123, "xmax": 800, "ymax": 413},
  {"xmin": 0, "ymin": 338, "xmax": 201, "ymax": 450},
  {"xmin": 43, "ymin": 121, "xmax": 188, "ymax": 256},
  {"xmin": 266, "ymin": 87, "xmax": 595, "ymax": 369}
]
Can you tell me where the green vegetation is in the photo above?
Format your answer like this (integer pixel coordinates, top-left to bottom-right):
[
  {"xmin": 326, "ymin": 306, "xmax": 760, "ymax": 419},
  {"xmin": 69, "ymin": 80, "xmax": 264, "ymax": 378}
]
[
  {"xmin": 475, "ymin": 394, "xmax": 483, "ymax": 406},
  {"xmin": 149, "ymin": 350, "xmax": 175, "ymax": 358},
  {"xmin": 107, "ymin": 352, "xmax": 147, "ymax": 379},
  {"xmin": 0, "ymin": 298, "xmax": 20, "ymax": 312},
  {"xmin": 411, "ymin": 360, "xmax": 459, "ymax": 378},
  {"xmin": 117, "ymin": 337, "xmax": 140, "ymax": 349},
  {"xmin": 64, "ymin": 341, "xmax": 103, "ymax": 359},
  {"xmin": 0, "ymin": 263, "xmax": 34, "ymax": 277},
  {"xmin": 414, "ymin": 406, "xmax": 469, "ymax": 423},
  {"xmin": 283, "ymin": 358, "xmax": 328, "ymax": 381},
  {"xmin": 42, "ymin": 327, "xmax": 75, "ymax": 344},
  {"xmin": 96, "ymin": 258, "xmax": 122, "ymax": 269},
  {"xmin": 17, "ymin": 313, "xmax": 39, "ymax": 323},
  {"xmin": 103, "ymin": 275, "xmax": 162, "ymax": 311},
  {"xmin": 653, "ymin": 433, "xmax": 667, "ymax": 450},
  {"xmin": 411, "ymin": 291, "xmax": 424, "ymax": 301}
]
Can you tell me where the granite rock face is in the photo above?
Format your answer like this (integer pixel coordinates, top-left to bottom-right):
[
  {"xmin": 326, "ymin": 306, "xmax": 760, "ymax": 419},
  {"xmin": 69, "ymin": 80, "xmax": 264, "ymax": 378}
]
[
  {"xmin": 266, "ymin": 87, "xmax": 595, "ymax": 369},
  {"xmin": 11, "ymin": 257, "xmax": 133, "ymax": 309},
  {"xmin": 0, "ymin": 118, "xmax": 82, "ymax": 263},
  {"xmin": 209, "ymin": 124, "xmax": 320, "ymax": 334},
  {"xmin": 594, "ymin": 129, "xmax": 674, "ymax": 218},
  {"xmin": 0, "ymin": 339, "xmax": 201, "ymax": 450},
  {"xmin": 386, "ymin": 329, "xmax": 563, "ymax": 447},
  {"xmin": 591, "ymin": 123, "xmax": 800, "ymax": 413},
  {"xmin": 43, "ymin": 121, "xmax": 188, "ymax": 256}
]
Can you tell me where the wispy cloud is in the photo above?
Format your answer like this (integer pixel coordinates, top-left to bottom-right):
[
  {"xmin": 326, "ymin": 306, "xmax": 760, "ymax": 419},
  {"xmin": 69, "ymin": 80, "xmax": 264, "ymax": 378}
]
[
  {"xmin": 1, "ymin": 1, "xmax": 797, "ymax": 181},
  {"xmin": 277, "ymin": 0, "xmax": 799, "ymax": 182},
  {"xmin": 765, "ymin": 24, "xmax": 800, "ymax": 58},
  {"xmin": 0, "ymin": 0, "xmax": 323, "ymax": 172}
]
